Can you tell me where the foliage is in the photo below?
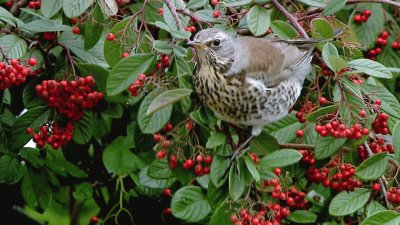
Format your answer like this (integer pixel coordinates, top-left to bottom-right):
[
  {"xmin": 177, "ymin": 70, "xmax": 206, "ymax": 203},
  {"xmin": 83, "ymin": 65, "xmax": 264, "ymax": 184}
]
[{"xmin": 1, "ymin": 0, "xmax": 400, "ymax": 224}]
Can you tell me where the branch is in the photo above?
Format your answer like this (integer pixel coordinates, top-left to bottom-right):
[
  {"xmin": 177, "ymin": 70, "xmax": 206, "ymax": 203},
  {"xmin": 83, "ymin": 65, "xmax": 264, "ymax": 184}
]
[
  {"xmin": 270, "ymin": 0, "xmax": 309, "ymax": 39},
  {"xmin": 364, "ymin": 142, "xmax": 392, "ymax": 209},
  {"xmin": 163, "ymin": 0, "xmax": 185, "ymax": 31},
  {"xmin": 347, "ymin": 0, "xmax": 400, "ymax": 8},
  {"xmin": 10, "ymin": 0, "xmax": 29, "ymax": 15}
]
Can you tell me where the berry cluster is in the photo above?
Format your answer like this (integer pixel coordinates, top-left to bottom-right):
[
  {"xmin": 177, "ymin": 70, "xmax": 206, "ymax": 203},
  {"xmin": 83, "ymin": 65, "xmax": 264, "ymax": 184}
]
[
  {"xmin": 230, "ymin": 204, "xmax": 290, "ymax": 225},
  {"xmin": 250, "ymin": 153, "xmax": 260, "ymax": 164},
  {"xmin": 295, "ymin": 101, "xmax": 314, "ymax": 123},
  {"xmin": 357, "ymin": 138, "xmax": 394, "ymax": 160},
  {"xmin": 156, "ymin": 54, "xmax": 170, "ymax": 70},
  {"xmin": 388, "ymin": 187, "xmax": 400, "ymax": 205},
  {"xmin": 315, "ymin": 121, "xmax": 369, "ymax": 139},
  {"xmin": 353, "ymin": 9, "xmax": 372, "ymax": 23},
  {"xmin": 263, "ymin": 179, "xmax": 310, "ymax": 210},
  {"xmin": 185, "ymin": 120, "xmax": 194, "ymax": 131},
  {"xmin": 367, "ymin": 31, "xmax": 389, "ymax": 60},
  {"xmin": 36, "ymin": 76, "xmax": 103, "ymax": 121},
  {"xmin": 42, "ymin": 32, "xmax": 57, "ymax": 41},
  {"xmin": 185, "ymin": 26, "xmax": 196, "ymax": 33},
  {"xmin": 372, "ymin": 112, "xmax": 389, "ymax": 135},
  {"xmin": 28, "ymin": 0, "xmax": 41, "ymax": 9},
  {"xmin": 349, "ymin": 73, "xmax": 364, "ymax": 84},
  {"xmin": 321, "ymin": 63, "xmax": 333, "ymax": 76},
  {"xmin": 27, "ymin": 122, "xmax": 74, "ymax": 149},
  {"xmin": 299, "ymin": 149, "xmax": 315, "ymax": 166},
  {"xmin": 128, "ymin": 73, "xmax": 147, "ymax": 96},
  {"xmin": 4, "ymin": 1, "xmax": 13, "ymax": 7},
  {"xmin": 0, "ymin": 58, "xmax": 37, "ymax": 90},
  {"xmin": 307, "ymin": 163, "xmax": 362, "ymax": 192},
  {"xmin": 182, "ymin": 154, "xmax": 212, "ymax": 176}
]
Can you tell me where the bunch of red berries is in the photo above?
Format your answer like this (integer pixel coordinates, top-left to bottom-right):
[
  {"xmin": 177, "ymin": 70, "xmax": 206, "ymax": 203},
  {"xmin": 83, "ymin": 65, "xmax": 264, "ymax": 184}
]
[
  {"xmin": 42, "ymin": 32, "xmax": 57, "ymax": 41},
  {"xmin": 299, "ymin": 149, "xmax": 315, "ymax": 166},
  {"xmin": 315, "ymin": 121, "xmax": 369, "ymax": 139},
  {"xmin": 128, "ymin": 73, "xmax": 147, "ymax": 96},
  {"xmin": 372, "ymin": 112, "xmax": 389, "ymax": 135},
  {"xmin": 230, "ymin": 204, "xmax": 290, "ymax": 225},
  {"xmin": 285, "ymin": 186, "xmax": 310, "ymax": 209},
  {"xmin": 388, "ymin": 187, "xmax": 400, "ymax": 205},
  {"xmin": 367, "ymin": 31, "xmax": 389, "ymax": 60},
  {"xmin": 182, "ymin": 154, "xmax": 212, "ymax": 176},
  {"xmin": 357, "ymin": 138, "xmax": 394, "ymax": 160},
  {"xmin": 353, "ymin": 9, "xmax": 372, "ymax": 23},
  {"xmin": 185, "ymin": 26, "xmax": 196, "ymax": 33},
  {"xmin": 28, "ymin": 0, "xmax": 41, "ymax": 9},
  {"xmin": 185, "ymin": 120, "xmax": 194, "ymax": 131},
  {"xmin": 156, "ymin": 54, "xmax": 170, "ymax": 70},
  {"xmin": 35, "ymin": 76, "xmax": 103, "ymax": 121},
  {"xmin": 295, "ymin": 101, "xmax": 314, "ymax": 123},
  {"xmin": 27, "ymin": 122, "xmax": 74, "ymax": 149},
  {"xmin": 0, "ymin": 58, "xmax": 37, "ymax": 90},
  {"xmin": 250, "ymin": 153, "xmax": 260, "ymax": 164}
]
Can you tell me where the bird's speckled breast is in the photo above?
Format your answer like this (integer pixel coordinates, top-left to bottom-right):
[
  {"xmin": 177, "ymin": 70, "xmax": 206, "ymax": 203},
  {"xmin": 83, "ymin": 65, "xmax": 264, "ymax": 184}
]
[{"xmin": 193, "ymin": 61, "xmax": 301, "ymax": 126}]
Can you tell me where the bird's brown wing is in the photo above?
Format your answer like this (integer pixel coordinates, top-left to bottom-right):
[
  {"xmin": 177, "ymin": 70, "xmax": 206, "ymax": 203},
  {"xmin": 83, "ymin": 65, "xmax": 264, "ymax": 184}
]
[{"xmin": 231, "ymin": 37, "xmax": 315, "ymax": 87}]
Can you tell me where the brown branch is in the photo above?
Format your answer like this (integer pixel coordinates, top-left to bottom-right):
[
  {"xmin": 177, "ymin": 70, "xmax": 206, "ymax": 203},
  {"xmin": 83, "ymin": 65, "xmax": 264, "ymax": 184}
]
[
  {"xmin": 270, "ymin": 0, "xmax": 309, "ymax": 38},
  {"xmin": 346, "ymin": 0, "xmax": 400, "ymax": 8},
  {"xmin": 364, "ymin": 142, "xmax": 392, "ymax": 209},
  {"xmin": 9, "ymin": 0, "xmax": 29, "ymax": 15},
  {"xmin": 163, "ymin": 0, "xmax": 185, "ymax": 31}
]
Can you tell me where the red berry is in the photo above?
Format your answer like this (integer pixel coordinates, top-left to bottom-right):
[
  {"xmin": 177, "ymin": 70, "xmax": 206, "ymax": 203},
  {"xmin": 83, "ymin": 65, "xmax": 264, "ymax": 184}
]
[
  {"xmin": 72, "ymin": 27, "xmax": 80, "ymax": 34},
  {"xmin": 375, "ymin": 99, "xmax": 382, "ymax": 105},
  {"xmin": 196, "ymin": 154, "xmax": 203, "ymax": 163},
  {"xmin": 211, "ymin": 0, "xmax": 218, "ymax": 6},
  {"xmin": 296, "ymin": 129, "xmax": 304, "ymax": 138},
  {"xmin": 353, "ymin": 14, "xmax": 362, "ymax": 23},
  {"xmin": 372, "ymin": 183, "xmax": 380, "ymax": 191},
  {"xmin": 106, "ymin": 33, "xmax": 115, "ymax": 41},
  {"xmin": 380, "ymin": 31, "xmax": 389, "ymax": 39},
  {"xmin": 213, "ymin": 10, "xmax": 221, "ymax": 18},
  {"xmin": 392, "ymin": 41, "xmax": 400, "ymax": 50},
  {"xmin": 204, "ymin": 155, "xmax": 213, "ymax": 164},
  {"xmin": 274, "ymin": 168, "xmax": 282, "ymax": 176},
  {"xmin": 25, "ymin": 127, "xmax": 33, "ymax": 134},
  {"xmin": 121, "ymin": 52, "xmax": 129, "ymax": 58},
  {"xmin": 363, "ymin": 9, "xmax": 372, "ymax": 17},
  {"xmin": 157, "ymin": 7, "xmax": 163, "ymax": 15},
  {"xmin": 28, "ymin": 58, "xmax": 37, "ymax": 66},
  {"xmin": 90, "ymin": 216, "xmax": 99, "ymax": 223},
  {"xmin": 162, "ymin": 188, "xmax": 172, "ymax": 197},
  {"xmin": 319, "ymin": 97, "xmax": 328, "ymax": 105},
  {"xmin": 5, "ymin": 1, "xmax": 13, "ymax": 7}
]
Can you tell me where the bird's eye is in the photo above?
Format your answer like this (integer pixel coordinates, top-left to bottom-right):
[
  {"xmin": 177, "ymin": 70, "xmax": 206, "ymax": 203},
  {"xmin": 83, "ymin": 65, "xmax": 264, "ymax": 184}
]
[{"xmin": 213, "ymin": 39, "xmax": 221, "ymax": 47}]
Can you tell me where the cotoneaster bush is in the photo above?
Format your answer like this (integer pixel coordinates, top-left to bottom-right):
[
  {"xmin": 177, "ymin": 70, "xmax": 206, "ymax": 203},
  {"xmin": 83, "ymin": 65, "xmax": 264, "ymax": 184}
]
[{"xmin": 1, "ymin": 0, "xmax": 400, "ymax": 225}]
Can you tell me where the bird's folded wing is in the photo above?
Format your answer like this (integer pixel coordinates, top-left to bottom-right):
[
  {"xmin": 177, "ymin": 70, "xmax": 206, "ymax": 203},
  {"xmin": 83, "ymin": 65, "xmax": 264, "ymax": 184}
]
[{"xmin": 230, "ymin": 37, "xmax": 315, "ymax": 87}]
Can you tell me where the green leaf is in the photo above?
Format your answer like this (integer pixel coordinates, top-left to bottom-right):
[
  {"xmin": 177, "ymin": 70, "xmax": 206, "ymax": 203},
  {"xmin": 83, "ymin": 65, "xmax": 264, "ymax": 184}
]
[
  {"xmin": 8, "ymin": 106, "xmax": 50, "ymax": 151},
  {"xmin": 40, "ymin": 0, "xmax": 62, "ymax": 18},
  {"xmin": 367, "ymin": 200, "xmax": 386, "ymax": 217},
  {"xmin": 84, "ymin": 22, "xmax": 103, "ymax": 50},
  {"xmin": 249, "ymin": 130, "xmax": 279, "ymax": 154},
  {"xmin": 298, "ymin": 0, "xmax": 326, "ymax": 7},
  {"xmin": 270, "ymin": 20, "xmax": 298, "ymax": 38},
  {"xmin": 361, "ymin": 210, "xmax": 400, "ymax": 225},
  {"xmin": 20, "ymin": 148, "xmax": 44, "ymax": 168},
  {"xmin": 0, "ymin": 155, "xmax": 23, "ymax": 184},
  {"xmin": 23, "ymin": 79, "xmax": 45, "ymax": 109},
  {"xmin": 229, "ymin": 163, "xmax": 246, "ymax": 201},
  {"xmin": 315, "ymin": 136, "xmax": 346, "ymax": 159},
  {"xmin": 62, "ymin": 0, "xmax": 93, "ymax": 18},
  {"xmin": 73, "ymin": 111, "xmax": 93, "ymax": 144},
  {"xmin": 356, "ymin": 152, "xmax": 388, "ymax": 181},
  {"xmin": 209, "ymin": 202, "xmax": 234, "ymax": 225},
  {"xmin": 393, "ymin": 122, "xmax": 400, "ymax": 162},
  {"xmin": 171, "ymin": 186, "xmax": 212, "ymax": 223},
  {"xmin": 360, "ymin": 84, "xmax": 400, "ymax": 119},
  {"xmin": 265, "ymin": 112, "xmax": 301, "ymax": 143},
  {"xmin": 21, "ymin": 19, "xmax": 71, "ymax": 32},
  {"xmin": 107, "ymin": 54, "xmax": 156, "ymax": 96},
  {"xmin": 244, "ymin": 156, "xmax": 260, "ymax": 182},
  {"xmin": 225, "ymin": 0, "xmax": 251, "ymax": 6},
  {"xmin": 288, "ymin": 210, "xmax": 318, "ymax": 223},
  {"xmin": 322, "ymin": 42, "xmax": 338, "ymax": 71},
  {"xmin": 322, "ymin": 0, "xmax": 346, "ymax": 16},
  {"xmin": 348, "ymin": 59, "xmax": 392, "ymax": 79},
  {"xmin": 139, "ymin": 166, "xmax": 175, "ymax": 188},
  {"xmin": 210, "ymin": 155, "xmax": 230, "ymax": 188},
  {"xmin": 153, "ymin": 40, "xmax": 173, "ymax": 55},
  {"xmin": 148, "ymin": 159, "xmax": 174, "ymax": 179},
  {"xmin": 103, "ymin": 17, "xmax": 137, "ymax": 67},
  {"xmin": 310, "ymin": 18, "xmax": 334, "ymax": 38},
  {"xmin": 0, "ymin": 35, "xmax": 27, "ymax": 60},
  {"xmin": 247, "ymin": 6, "xmax": 270, "ymax": 36},
  {"xmin": 46, "ymin": 158, "xmax": 88, "ymax": 178},
  {"xmin": 328, "ymin": 56, "xmax": 348, "ymax": 72},
  {"xmin": 259, "ymin": 149, "xmax": 302, "ymax": 168},
  {"xmin": 21, "ymin": 168, "xmax": 52, "ymax": 213},
  {"xmin": 75, "ymin": 63, "xmax": 109, "ymax": 94},
  {"xmin": 350, "ymin": 4, "xmax": 385, "ymax": 49},
  {"xmin": 187, "ymin": 0, "xmax": 206, "ymax": 9},
  {"xmin": 306, "ymin": 105, "xmax": 338, "ymax": 122},
  {"xmin": 102, "ymin": 136, "xmax": 137, "ymax": 175},
  {"xmin": 329, "ymin": 188, "xmax": 371, "ymax": 216},
  {"xmin": 0, "ymin": 6, "xmax": 25, "ymax": 27},
  {"xmin": 73, "ymin": 182, "xmax": 93, "ymax": 200},
  {"xmin": 147, "ymin": 89, "xmax": 192, "ymax": 115},
  {"xmin": 206, "ymin": 132, "xmax": 226, "ymax": 149},
  {"xmin": 138, "ymin": 90, "xmax": 173, "ymax": 134}
]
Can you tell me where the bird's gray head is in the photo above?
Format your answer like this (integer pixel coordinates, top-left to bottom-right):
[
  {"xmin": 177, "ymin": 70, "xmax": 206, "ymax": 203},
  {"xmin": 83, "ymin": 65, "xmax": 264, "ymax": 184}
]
[{"xmin": 187, "ymin": 28, "xmax": 235, "ymax": 72}]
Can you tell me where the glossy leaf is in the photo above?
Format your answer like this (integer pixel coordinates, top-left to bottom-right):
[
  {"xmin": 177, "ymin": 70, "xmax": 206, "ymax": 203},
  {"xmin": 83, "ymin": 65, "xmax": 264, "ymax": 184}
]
[
  {"xmin": 315, "ymin": 136, "xmax": 346, "ymax": 159},
  {"xmin": 147, "ymin": 88, "xmax": 192, "ymax": 115},
  {"xmin": 329, "ymin": 188, "xmax": 371, "ymax": 216},
  {"xmin": 356, "ymin": 152, "xmax": 388, "ymax": 180},
  {"xmin": 247, "ymin": 6, "xmax": 270, "ymax": 36},
  {"xmin": 259, "ymin": 149, "xmax": 302, "ymax": 168}
]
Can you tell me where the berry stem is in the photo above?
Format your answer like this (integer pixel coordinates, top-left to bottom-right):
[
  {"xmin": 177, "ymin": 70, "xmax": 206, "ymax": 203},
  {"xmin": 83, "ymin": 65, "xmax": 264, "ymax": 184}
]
[
  {"xmin": 363, "ymin": 142, "xmax": 392, "ymax": 209},
  {"xmin": 270, "ymin": 0, "xmax": 309, "ymax": 39},
  {"xmin": 58, "ymin": 43, "xmax": 77, "ymax": 77}
]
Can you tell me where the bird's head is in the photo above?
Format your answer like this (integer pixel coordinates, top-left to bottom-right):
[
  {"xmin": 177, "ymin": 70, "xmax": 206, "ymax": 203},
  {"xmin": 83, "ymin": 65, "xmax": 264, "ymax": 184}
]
[{"xmin": 187, "ymin": 28, "xmax": 235, "ymax": 72}]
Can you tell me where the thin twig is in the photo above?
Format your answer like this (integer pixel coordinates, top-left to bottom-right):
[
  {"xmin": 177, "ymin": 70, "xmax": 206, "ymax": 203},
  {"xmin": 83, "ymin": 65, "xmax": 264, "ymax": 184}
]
[
  {"xmin": 364, "ymin": 142, "xmax": 392, "ymax": 209},
  {"xmin": 10, "ymin": 0, "xmax": 30, "ymax": 15},
  {"xmin": 270, "ymin": 0, "xmax": 309, "ymax": 38},
  {"xmin": 163, "ymin": 0, "xmax": 185, "ymax": 31}
]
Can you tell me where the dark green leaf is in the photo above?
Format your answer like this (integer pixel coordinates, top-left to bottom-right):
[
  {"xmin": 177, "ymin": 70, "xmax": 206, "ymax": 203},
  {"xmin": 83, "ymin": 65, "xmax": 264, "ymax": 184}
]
[
  {"xmin": 306, "ymin": 105, "xmax": 338, "ymax": 122},
  {"xmin": 288, "ymin": 210, "xmax": 318, "ymax": 223},
  {"xmin": 21, "ymin": 168, "xmax": 52, "ymax": 213},
  {"xmin": 310, "ymin": 18, "xmax": 334, "ymax": 38},
  {"xmin": 270, "ymin": 20, "xmax": 298, "ymax": 38},
  {"xmin": 229, "ymin": 163, "xmax": 246, "ymax": 201},
  {"xmin": 250, "ymin": 130, "xmax": 279, "ymax": 154},
  {"xmin": 322, "ymin": 0, "xmax": 346, "ymax": 16},
  {"xmin": 139, "ymin": 166, "xmax": 175, "ymax": 188},
  {"xmin": 73, "ymin": 111, "xmax": 93, "ymax": 144},
  {"xmin": 171, "ymin": 186, "xmax": 212, "ymax": 223},
  {"xmin": 247, "ymin": 6, "xmax": 270, "ymax": 36},
  {"xmin": 40, "ymin": 0, "xmax": 62, "ymax": 18},
  {"xmin": 393, "ymin": 122, "xmax": 400, "ymax": 162},
  {"xmin": 329, "ymin": 188, "xmax": 371, "ymax": 216},
  {"xmin": 187, "ymin": 0, "xmax": 206, "ymax": 9},
  {"xmin": 206, "ymin": 132, "xmax": 226, "ymax": 149},
  {"xmin": 265, "ymin": 113, "xmax": 302, "ymax": 143},
  {"xmin": 0, "ymin": 35, "xmax": 27, "ymax": 60},
  {"xmin": 259, "ymin": 149, "xmax": 302, "ymax": 168},
  {"xmin": 356, "ymin": 152, "xmax": 388, "ymax": 180},
  {"xmin": 138, "ymin": 90, "xmax": 173, "ymax": 134},
  {"xmin": 147, "ymin": 88, "xmax": 192, "ymax": 115},
  {"xmin": 315, "ymin": 136, "xmax": 346, "ymax": 159},
  {"xmin": 84, "ymin": 22, "xmax": 103, "ymax": 50},
  {"xmin": 21, "ymin": 19, "xmax": 71, "ymax": 32},
  {"xmin": 244, "ymin": 156, "xmax": 260, "ymax": 182},
  {"xmin": 361, "ymin": 210, "xmax": 400, "ymax": 225},
  {"xmin": 0, "ymin": 155, "xmax": 23, "ymax": 184},
  {"xmin": 210, "ymin": 155, "xmax": 230, "ymax": 188},
  {"xmin": 209, "ymin": 202, "xmax": 233, "ymax": 225},
  {"xmin": 107, "ymin": 54, "xmax": 156, "ymax": 96},
  {"xmin": 102, "ymin": 136, "xmax": 137, "ymax": 175},
  {"xmin": 348, "ymin": 59, "xmax": 392, "ymax": 79},
  {"xmin": 0, "ymin": 6, "xmax": 25, "ymax": 27},
  {"xmin": 153, "ymin": 40, "xmax": 173, "ymax": 55},
  {"xmin": 148, "ymin": 159, "xmax": 174, "ymax": 179},
  {"xmin": 298, "ymin": 0, "xmax": 326, "ymax": 7}
]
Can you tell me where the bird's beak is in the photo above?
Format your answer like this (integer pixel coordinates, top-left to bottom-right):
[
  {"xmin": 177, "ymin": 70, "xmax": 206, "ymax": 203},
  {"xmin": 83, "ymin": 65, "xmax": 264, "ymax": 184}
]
[{"xmin": 187, "ymin": 41, "xmax": 207, "ymax": 50}]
